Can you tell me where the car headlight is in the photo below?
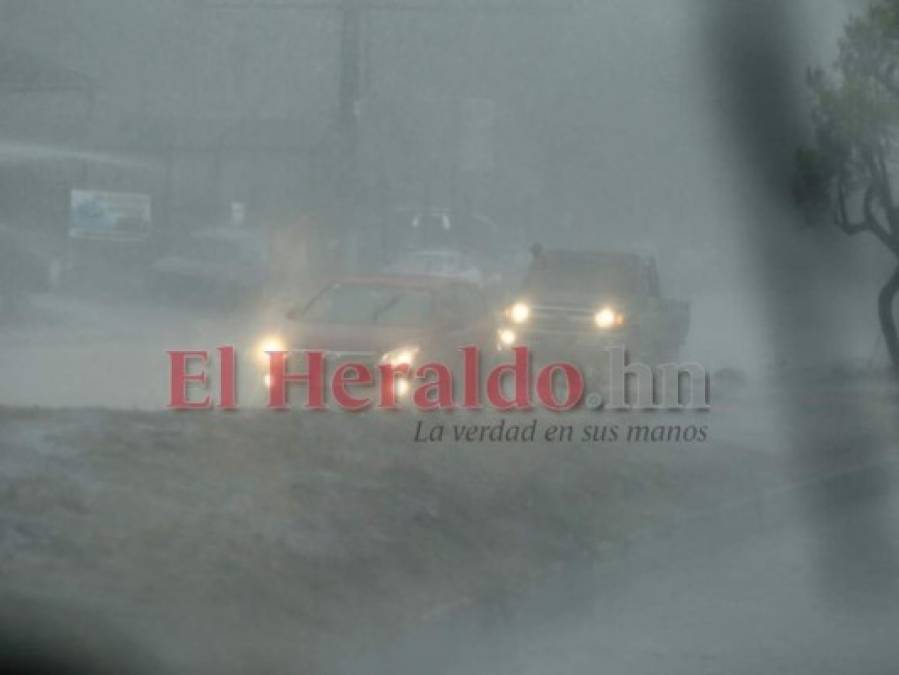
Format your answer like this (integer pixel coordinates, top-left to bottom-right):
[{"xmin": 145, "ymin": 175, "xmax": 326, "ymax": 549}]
[
  {"xmin": 507, "ymin": 302, "xmax": 530, "ymax": 324},
  {"xmin": 498, "ymin": 328, "xmax": 517, "ymax": 346},
  {"xmin": 594, "ymin": 306, "xmax": 624, "ymax": 329},
  {"xmin": 380, "ymin": 346, "xmax": 420, "ymax": 367},
  {"xmin": 256, "ymin": 334, "xmax": 287, "ymax": 365}
]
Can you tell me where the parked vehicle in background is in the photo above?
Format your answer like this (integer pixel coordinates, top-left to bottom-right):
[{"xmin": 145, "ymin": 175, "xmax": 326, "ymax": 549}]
[
  {"xmin": 497, "ymin": 246, "xmax": 690, "ymax": 365},
  {"xmin": 150, "ymin": 227, "xmax": 270, "ymax": 302},
  {"xmin": 384, "ymin": 249, "xmax": 484, "ymax": 286},
  {"xmin": 63, "ymin": 188, "xmax": 160, "ymax": 289},
  {"xmin": 390, "ymin": 207, "xmax": 497, "ymax": 243},
  {"xmin": 0, "ymin": 225, "xmax": 53, "ymax": 314}
]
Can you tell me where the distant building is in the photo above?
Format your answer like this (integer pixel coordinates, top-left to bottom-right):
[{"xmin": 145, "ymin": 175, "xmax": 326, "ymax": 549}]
[{"xmin": 0, "ymin": 46, "xmax": 94, "ymax": 243}]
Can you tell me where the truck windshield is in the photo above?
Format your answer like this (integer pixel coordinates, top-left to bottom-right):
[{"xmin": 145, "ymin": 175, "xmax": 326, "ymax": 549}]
[
  {"xmin": 524, "ymin": 257, "xmax": 640, "ymax": 297},
  {"xmin": 303, "ymin": 284, "xmax": 433, "ymax": 326}
]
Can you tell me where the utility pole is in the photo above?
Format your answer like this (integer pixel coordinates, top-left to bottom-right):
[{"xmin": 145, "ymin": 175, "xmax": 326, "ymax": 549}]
[
  {"xmin": 337, "ymin": 0, "xmax": 361, "ymax": 166},
  {"xmin": 200, "ymin": 0, "xmax": 579, "ymax": 171},
  {"xmin": 198, "ymin": 0, "xmax": 580, "ymax": 248},
  {"xmin": 336, "ymin": 0, "xmax": 362, "ymax": 221}
]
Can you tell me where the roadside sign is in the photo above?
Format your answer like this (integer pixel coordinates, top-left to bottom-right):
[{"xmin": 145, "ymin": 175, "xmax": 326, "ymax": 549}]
[{"xmin": 69, "ymin": 189, "xmax": 151, "ymax": 241}]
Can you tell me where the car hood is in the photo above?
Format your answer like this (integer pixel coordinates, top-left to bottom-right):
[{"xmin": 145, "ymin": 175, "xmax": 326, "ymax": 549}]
[
  {"xmin": 287, "ymin": 322, "xmax": 430, "ymax": 356},
  {"xmin": 525, "ymin": 289, "xmax": 634, "ymax": 309}
]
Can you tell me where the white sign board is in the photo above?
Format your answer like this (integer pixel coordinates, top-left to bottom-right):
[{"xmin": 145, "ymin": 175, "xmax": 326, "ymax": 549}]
[{"xmin": 69, "ymin": 189, "xmax": 152, "ymax": 241}]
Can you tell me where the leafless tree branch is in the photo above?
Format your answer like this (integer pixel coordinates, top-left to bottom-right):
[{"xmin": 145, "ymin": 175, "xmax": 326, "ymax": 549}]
[{"xmin": 835, "ymin": 176, "xmax": 899, "ymax": 257}]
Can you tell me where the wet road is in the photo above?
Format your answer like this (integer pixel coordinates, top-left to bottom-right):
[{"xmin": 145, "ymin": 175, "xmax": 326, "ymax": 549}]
[
  {"xmin": 2, "ymin": 294, "xmax": 898, "ymax": 674},
  {"xmin": 357, "ymin": 454, "xmax": 899, "ymax": 675}
]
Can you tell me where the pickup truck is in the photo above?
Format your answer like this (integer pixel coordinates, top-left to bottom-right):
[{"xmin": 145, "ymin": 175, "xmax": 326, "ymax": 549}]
[{"xmin": 497, "ymin": 247, "xmax": 690, "ymax": 365}]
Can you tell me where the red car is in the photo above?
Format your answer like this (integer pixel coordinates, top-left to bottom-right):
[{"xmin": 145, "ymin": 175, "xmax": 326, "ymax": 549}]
[{"xmin": 254, "ymin": 275, "xmax": 496, "ymax": 392}]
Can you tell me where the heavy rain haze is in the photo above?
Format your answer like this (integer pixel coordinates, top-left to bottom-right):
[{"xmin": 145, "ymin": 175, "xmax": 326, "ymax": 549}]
[
  {"xmin": 2, "ymin": 1, "xmax": 899, "ymax": 673},
  {"xmin": 0, "ymin": 0, "xmax": 887, "ymax": 406}
]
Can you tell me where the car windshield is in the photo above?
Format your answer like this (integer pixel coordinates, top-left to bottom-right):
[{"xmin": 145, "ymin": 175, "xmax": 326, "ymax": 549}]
[
  {"xmin": 302, "ymin": 283, "xmax": 433, "ymax": 326},
  {"xmin": 524, "ymin": 257, "xmax": 640, "ymax": 297}
]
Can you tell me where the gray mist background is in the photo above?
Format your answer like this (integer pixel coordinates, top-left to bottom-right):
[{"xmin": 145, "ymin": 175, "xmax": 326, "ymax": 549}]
[
  {"xmin": 4, "ymin": 4, "xmax": 899, "ymax": 675},
  {"xmin": 0, "ymin": 0, "xmax": 890, "ymax": 393}
]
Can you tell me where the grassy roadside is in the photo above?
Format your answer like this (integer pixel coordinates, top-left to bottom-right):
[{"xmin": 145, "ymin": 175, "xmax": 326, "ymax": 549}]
[{"xmin": 0, "ymin": 399, "xmax": 813, "ymax": 673}]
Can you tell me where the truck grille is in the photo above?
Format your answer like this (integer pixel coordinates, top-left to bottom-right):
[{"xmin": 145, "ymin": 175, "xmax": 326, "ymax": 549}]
[{"xmin": 528, "ymin": 305, "xmax": 597, "ymax": 333}]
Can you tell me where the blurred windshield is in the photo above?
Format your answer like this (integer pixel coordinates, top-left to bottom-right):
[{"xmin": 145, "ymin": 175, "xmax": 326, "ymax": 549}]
[
  {"xmin": 302, "ymin": 283, "xmax": 433, "ymax": 326},
  {"xmin": 524, "ymin": 255, "xmax": 640, "ymax": 297}
]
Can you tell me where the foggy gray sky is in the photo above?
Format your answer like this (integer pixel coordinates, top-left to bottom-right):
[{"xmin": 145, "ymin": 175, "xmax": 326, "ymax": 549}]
[
  {"xmin": 4, "ymin": 7, "xmax": 899, "ymax": 674},
  {"xmin": 0, "ymin": 1, "xmax": 851, "ymax": 225}
]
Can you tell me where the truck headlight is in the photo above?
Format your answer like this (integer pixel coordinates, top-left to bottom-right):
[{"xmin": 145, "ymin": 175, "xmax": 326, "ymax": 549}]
[
  {"xmin": 594, "ymin": 307, "xmax": 623, "ymax": 329},
  {"xmin": 508, "ymin": 302, "xmax": 530, "ymax": 324},
  {"xmin": 381, "ymin": 346, "xmax": 420, "ymax": 367},
  {"xmin": 498, "ymin": 328, "xmax": 517, "ymax": 346}
]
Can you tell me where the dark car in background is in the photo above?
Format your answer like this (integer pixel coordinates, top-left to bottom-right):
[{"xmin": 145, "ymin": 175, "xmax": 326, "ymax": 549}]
[
  {"xmin": 0, "ymin": 225, "xmax": 53, "ymax": 314},
  {"xmin": 383, "ymin": 248, "xmax": 485, "ymax": 286},
  {"xmin": 150, "ymin": 227, "xmax": 270, "ymax": 303}
]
